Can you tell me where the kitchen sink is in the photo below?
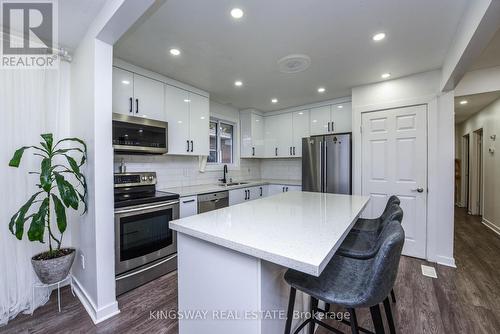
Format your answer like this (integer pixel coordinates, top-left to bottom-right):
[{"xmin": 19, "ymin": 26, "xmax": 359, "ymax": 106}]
[{"xmin": 220, "ymin": 182, "xmax": 249, "ymax": 187}]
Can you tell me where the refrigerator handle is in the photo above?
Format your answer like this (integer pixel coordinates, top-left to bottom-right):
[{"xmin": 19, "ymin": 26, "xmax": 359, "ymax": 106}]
[{"xmin": 319, "ymin": 140, "xmax": 324, "ymax": 192}]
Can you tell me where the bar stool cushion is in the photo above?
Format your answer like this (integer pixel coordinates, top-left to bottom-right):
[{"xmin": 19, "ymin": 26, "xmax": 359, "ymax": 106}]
[
  {"xmin": 337, "ymin": 204, "xmax": 403, "ymax": 259},
  {"xmin": 352, "ymin": 195, "xmax": 400, "ymax": 232},
  {"xmin": 284, "ymin": 221, "xmax": 404, "ymax": 309}
]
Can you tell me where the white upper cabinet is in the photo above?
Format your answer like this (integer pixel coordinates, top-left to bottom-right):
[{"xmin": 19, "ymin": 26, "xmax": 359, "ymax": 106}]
[
  {"xmin": 240, "ymin": 112, "xmax": 264, "ymax": 158},
  {"xmin": 309, "ymin": 103, "xmax": 352, "ymax": 135},
  {"xmin": 112, "ymin": 67, "xmax": 165, "ymax": 121},
  {"xmin": 133, "ymin": 74, "xmax": 165, "ymax": 121},
  {"xmin": 165, "ymin": 84, "xmax": 190, "ymax": 154},
  {"xmin": 292, "ymin": 110, "xmax": 310, "ymax": 157},
  {"xmin": 113, "ymin": 67, "xmax": 134, "ymax": 115},
  {"xmin": 331, "ymin": 103, "xmax": 352, "ymax": 133},
  {"xmin": 188, "ymin": 92, "xmax": 209, "ymax": 156},
  {"xmin": 310, "ymin": 105, "xmax": 332, "ymax": 135},
  {"xmin": 264, "ymin": 113, "xmax": 292, "ymax": 157}
]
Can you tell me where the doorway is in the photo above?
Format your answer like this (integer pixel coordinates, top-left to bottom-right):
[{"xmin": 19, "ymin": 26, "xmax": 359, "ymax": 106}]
[
  {"xmin": 462, "ymin": 134, "xmax": 469, "ymax": 211},
  {"xmin": 471, "ymin": 129, "xmax": 483, "ymax": 216}
]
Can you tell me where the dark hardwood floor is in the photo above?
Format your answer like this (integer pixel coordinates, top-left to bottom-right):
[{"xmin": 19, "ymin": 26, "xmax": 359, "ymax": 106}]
[{"xmin": 2, "ymin": 207, "xmax": 499, "ymax": 334}]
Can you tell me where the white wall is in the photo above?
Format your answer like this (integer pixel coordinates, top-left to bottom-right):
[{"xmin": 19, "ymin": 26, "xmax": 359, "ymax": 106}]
[
  {"xmin": 351, "ymin": 70, "xmax": 456, "ymax": 267},
  {"xmin": 260, "ymin": 159, "xmax": 302, "ymax": 181},
  {"xmin": 455, "ymin": 65, "xmax": 500, "ymax": 96},
  {"xmin": 456, "ymin": 97, "xmax": 500, "ymax": 235}
]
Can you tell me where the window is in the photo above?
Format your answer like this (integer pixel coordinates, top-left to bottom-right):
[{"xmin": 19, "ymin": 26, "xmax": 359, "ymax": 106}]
[{"xmin": 208, "ymin": 118, "xmax": 234, "ymax": 164}]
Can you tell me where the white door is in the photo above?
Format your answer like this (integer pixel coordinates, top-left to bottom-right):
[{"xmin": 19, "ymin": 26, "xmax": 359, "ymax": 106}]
[
  {"xmin": 112, "ymin": 67, "xmax": 134, "ymax": 115},
  {"xmin": 133, "ymin": 74, "xmax": 165, "ymax": 121},
  {"xmin": 188, "ymin": 92, "xmax": 209, "ymax": 156},
  {"xmin": 310, "ymin": 105, "xmax": 331, "ymax": 135},
  {"xmin": 331, "ymin": 103, "xmax": 352, "ymax": 133},
  {"xmin": 292, "ymin": 110, "xmax": 310, "ymax": 157},
  {"xmin": 165, "ymin": 84, "xmax": 190, "ymax": 155},
  {"xmin": 361, "ymin": 105, "xmax": 427, "ymax": 258}
]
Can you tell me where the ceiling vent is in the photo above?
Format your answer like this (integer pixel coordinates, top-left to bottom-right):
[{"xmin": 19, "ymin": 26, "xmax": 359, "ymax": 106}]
[{"xmin": 278, "ymin": 54, "xmax": 311, "ymax": 73}]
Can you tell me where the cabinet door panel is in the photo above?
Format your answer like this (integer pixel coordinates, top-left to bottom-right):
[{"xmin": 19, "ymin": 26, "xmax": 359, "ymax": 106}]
[
  {"xmin": 189, "ymin": 93, "xmax": 209, "ymax": 156},
  {"xmin": 252, "ymin": 114, "xmax": 265, "ymax": 157},
  {"xmin": 180, "ymin": 196, "xmax": 198, "ymax": 218},
  {"xmin": 292, "ymin": 110, "xmax": 310, "ymax": 157},
  {"xmin": 277, "ymin": 113, "xmax": 293, "ymax": 157},
  {"xmin": 264, "ymin": 115, "xmax": 280, "ymax": 157},
  {"xmin": 112, "ymin": 67, "xmax": 134, "ymax": 116},
  {"xmin": 331, "ymin": 103, "xmax": 352, "ymax": 133},
  {"xmin": 133, "ymin": 74, "xmax": 165, "ymax": 121},
  {"xmin": 165, "ymin": 84, "xmax": 190, "ymax": 155},
  {"xmin": 240, "ymin": 112, "xmax": 253, "ymax": 158},
  {"xmin": 310, "ymin": 105, "xmax": 331, "ymax": 135},
  {"xmin": 229, "ymin": 189, "xmax": 246, "ymax": 205}
]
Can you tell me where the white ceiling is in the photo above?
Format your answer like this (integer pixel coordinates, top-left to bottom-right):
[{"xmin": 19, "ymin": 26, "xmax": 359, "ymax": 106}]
[
  {"xmin": 115, "ymin": 0, "xmax": 468, "ymax": 111},
  {"xmin": 455, "ymin": 91, "xmax": 500, "ymax": 124},
  {"xmin": 469, "ymin": 27, "xmax": 500, "ymax": 71},
  {"xmin": 58, "ymin": 0, "xmax": 107, "ymax": 50}
]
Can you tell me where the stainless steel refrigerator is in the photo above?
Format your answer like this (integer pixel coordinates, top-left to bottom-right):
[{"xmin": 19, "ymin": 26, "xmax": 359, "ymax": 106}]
[{"xmin": 302, "ymin": 134, "xmax": 352, "ymax": 194}]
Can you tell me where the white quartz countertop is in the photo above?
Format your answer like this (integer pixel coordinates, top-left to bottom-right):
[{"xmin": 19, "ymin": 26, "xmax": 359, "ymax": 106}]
[
  {"xmin": 160, "ymin": 179, "xmax": 301, "ymax": 197},
  {"xmin": 170, "ymin": 192, "xmax": 369, "ymax": 276}
]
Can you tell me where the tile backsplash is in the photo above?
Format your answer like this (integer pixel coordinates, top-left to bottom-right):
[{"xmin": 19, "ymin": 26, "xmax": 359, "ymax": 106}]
[
  {"xmin": 114, "ymin": 155, "xmax": 261, "ymax": 189},
  {"xmin": 260, "ymin": 158, "xmax": 302, "ymax": 181}
]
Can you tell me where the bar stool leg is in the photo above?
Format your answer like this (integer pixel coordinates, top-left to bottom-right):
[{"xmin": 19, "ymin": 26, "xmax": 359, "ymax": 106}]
[
  {"xmin": 347, "ymin": 308, "xmax": 359, "ymax": 334},
  {"xmin": 284, "ymin": 287, "xmax": 296, "ymax": 334},
  {"xmin": 390, "ymin": 289, "xmax": 396, "ymax": 303},
  {"xmin": 383, "ymin": 297, "xmax": 396, "ymax": 334},
  {"xmin": 309, "ymin": 297, "xmax": 318, "ymax": 334},
  {"xmin": 370, "ymin": 304, "xmax": 385, "ymax": 334}
]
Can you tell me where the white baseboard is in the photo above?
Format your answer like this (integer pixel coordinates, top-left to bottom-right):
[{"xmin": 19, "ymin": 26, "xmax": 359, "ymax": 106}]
[
  {"xmin": 482, "ymin": 218, "xmax": 500, "ymax": 237},
  {"xmin": 435, "ymin": 255, "xmax": 456, "ymax": 268},
  {"xmin": 72, "ymin": 276, "xmax": 120, "ymax": 324}
]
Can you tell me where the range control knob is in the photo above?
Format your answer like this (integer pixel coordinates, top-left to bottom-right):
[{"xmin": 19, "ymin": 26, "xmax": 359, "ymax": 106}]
[
  {"xmin": 141, "ymin": 176, "xmax": 147, "ymax": 181},
  {"xmin": 148, "ymin": 176, "xmax": 154, "ymax": 181}
]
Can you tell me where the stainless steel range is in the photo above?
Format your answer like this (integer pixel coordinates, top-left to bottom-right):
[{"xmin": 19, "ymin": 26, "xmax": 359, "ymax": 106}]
[{"xmin": 114, "ymin": 172, "xmax": 179, "ymax": 295}]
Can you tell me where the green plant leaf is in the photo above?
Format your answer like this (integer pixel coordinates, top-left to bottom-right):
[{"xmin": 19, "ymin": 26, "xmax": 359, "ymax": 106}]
[
  {"xmin": 40, "ymin": 133, "xmax": 53, "ymax": 150},
  {"xmin": 27, "ymin": 198, "xmax": 48, "ymax": 242},
  {"xmin": 54, "ymin": 173, "xmax": 79, "ymax": 210},
  {"xmin": 76, "ymin": 190, "xmax": 88, "ymax": 214},
  {"xmin": 9, "ymin": 146, "xmax": 30, "ymax": 167},
  {"xmin": 51, "ymin": 194, "xmax": 67, "ymax": 234},
  {"xmin": 64, "ymin": 154, "xmax": 80, "ymax": 176},
  {"xmin": 40, "ymin": 158, "xmax": 53, "ymax": 192},
  {"xmin": 9, "ymin": 192, "xmax": 42, "ymax": 239},
  {"xmin": 55, "ymin": 137, "xmax": 87, "ymax": 166}
]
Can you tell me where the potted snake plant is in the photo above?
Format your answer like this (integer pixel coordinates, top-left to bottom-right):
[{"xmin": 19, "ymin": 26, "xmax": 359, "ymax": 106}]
[{"xmin": 8, "ymin": 133, "xmax": 87, "ymax": 284}]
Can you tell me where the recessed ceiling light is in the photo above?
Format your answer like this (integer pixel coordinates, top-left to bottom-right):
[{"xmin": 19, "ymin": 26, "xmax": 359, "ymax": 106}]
[
  {"xmin": 298, "ymin": 112, "xmax": 304, "ymax": 115},
  {"xmin": 381, "ymin": 73, "xmax": 391, "ymax": 79},
  {"xmin": 230, "ymin": 8, "xmax": 244, "ymax": 19},
  {"xmin": 184, "ymin": 99, "xmax": 191, "ymax": 103},
  {"xmin": 460, "ymin": 100, "xmax": 468, "ymax": 105},
  {"xmin": 169, "ymin": 48, "xmax": 181, "ymax": 56},
  {"xmin": 317, "ymin": 87, "xmax": 326, "ymax": 93},
  {"xmin": 271, "ymin": 98, "xmax": 278, "ymax": 104},
  {"xmin": 234, "ymin": 80, "xmax": 243, "ymax": 87},
  {"xmin": 121, "ymin": 80, "xmax": 130, "ymax": 85},
  {"xmin": 372, "ymin": 32, "xmax": 386, "ymax": 41},
  {"xmin": 337, "ymin": 105, "xmax": 343, "ymax": 109}
]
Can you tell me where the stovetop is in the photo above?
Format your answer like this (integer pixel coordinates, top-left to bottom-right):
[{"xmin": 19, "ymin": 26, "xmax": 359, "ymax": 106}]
[{"xmin": 114, "ymin": 189, "xmax": 179, "ymax": 208}]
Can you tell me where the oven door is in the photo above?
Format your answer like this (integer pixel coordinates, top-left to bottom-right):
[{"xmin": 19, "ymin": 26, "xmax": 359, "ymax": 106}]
[{"xmin": 114, "ymin": 200, "xmax": 179, "ymax": 275}]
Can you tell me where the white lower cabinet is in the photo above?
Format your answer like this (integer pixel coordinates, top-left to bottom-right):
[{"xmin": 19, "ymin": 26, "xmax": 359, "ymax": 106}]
[
  {"xmin": 268, "ymin": 184, "xmax": 301, "ymax": 196},
  {"xmin": 180, "ymin": 196, "xmax": 198, "ymax": 218},
  {"xmin": 229, "ymin": 185, "xmax": 269, "ymax": 205}
]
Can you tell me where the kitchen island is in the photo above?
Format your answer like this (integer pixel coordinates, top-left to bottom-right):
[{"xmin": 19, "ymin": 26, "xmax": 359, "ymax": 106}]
[{"xmin": 169, "ymin": 191, "xmax": 369, "ymax": 334}]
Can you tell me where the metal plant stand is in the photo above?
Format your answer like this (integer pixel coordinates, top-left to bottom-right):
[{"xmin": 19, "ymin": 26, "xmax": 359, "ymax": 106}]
[{"xmin": 31, "ymin": 275, "xmax": 74, "ymax": 313}]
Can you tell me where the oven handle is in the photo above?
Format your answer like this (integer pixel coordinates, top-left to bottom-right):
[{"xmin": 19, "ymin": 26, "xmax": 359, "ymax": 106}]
[
  {"xmin": 116, "ymin": 253, "xmax": 177, "ymax": 281},
  {"xmin": 114, "ymin": 200, "xmax": 179, "ymax": 214}
]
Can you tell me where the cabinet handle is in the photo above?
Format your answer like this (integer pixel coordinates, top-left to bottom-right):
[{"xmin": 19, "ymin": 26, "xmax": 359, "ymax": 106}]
[
  {"xmin": 187, "ymin": 140, "xmax": 190, "ymax": 152},
  {"xmin": 129, "ymin": 97, "xmax": 133, "ymax": 113},
  {"xmin": 182, "ymin": 199, "xmax": 195, "ymax": 204},
  {"xmin": 331, "ymin": 121, "xmax": 334, "ymax": 132},
  {"xmin": 244, "ymin": 190, "xmax": 248, "ymax": 200},
  {"xmin": 191, "ymin": 140, "xmax": 194, "ymax": 152},
  {"xmin": 252, "ymin": 147, "xmax": 255, "ymax": 156},
  {"xmin": 289, "ymin": 147, "xmax": 292, "ymax": 155},
  {"xmin": 282, "ymin": 187, "xmax": 285, "ymax": 192},
  {"xmin": 275, "ymin": 147, "xmax": 278, "ymax": 156},
  {"xmin": 286, "ymin": 187, "xmax": 289, "ymax": 192},
  {"xmin": 260, "ymin": 187, "xmax": 263, "ymax": 196},
  {"xmin": 328, "ymin": 122, "xmax": 330, "ymax": 132},
  {"xmin": 293, "ymin": 146, "xmax": 296, "ymax": 155},
  {"xmin": 135, "ymin": 98, "xmax": 139, "ymax": 114},
  {"xmin": 247, "ymin": 190, "xmax": 250, "ymax": 200}
]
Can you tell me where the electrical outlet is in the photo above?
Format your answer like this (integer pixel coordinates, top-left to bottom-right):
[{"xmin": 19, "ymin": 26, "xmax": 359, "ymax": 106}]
[{"xmin": 80, "ymin": 254, "xmax": 85, "ymax": 269}]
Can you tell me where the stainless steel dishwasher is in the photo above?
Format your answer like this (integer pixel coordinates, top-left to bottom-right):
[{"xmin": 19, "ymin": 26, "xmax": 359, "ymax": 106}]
[{"xmin": 197, "ymin": 191, "xmax": 229, "ymax": 213}]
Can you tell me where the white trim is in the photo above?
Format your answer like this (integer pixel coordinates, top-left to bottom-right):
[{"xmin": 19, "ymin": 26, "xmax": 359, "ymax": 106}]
[
  {"xmin": 482, "ymin": 218, "xmax": 500, "ymax": 237},
  {"xmin": 435, "ymin": 256, "xmax": 457, "ymax": 268},
  {"xmin": 72, "ymin": 276, "xmax": 120, "ymax": 324},
  {"xmin": 255, "ymin": 96, "xmax": 351, "ymax": 116}
]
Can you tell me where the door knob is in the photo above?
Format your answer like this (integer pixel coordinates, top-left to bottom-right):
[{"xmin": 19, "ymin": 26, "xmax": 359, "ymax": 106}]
[{"xmin": 412, "ymin": 187, "xmax": 424, "ymax": 193}]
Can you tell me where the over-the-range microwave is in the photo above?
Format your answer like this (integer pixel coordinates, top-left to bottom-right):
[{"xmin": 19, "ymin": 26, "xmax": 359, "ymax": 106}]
[{"xmin": 112, "ymin": 113, "xmax": 168, "ymax": 154}]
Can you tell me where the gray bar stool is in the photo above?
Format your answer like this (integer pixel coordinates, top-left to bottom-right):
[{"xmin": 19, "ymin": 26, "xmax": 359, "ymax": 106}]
[
  {"xmin": 283, "ymin": 221, "xmax": 405, "ymax": 334},
  {"xmin": 352, "ymin": 196, "xmax": 401, "ymax": 233}
]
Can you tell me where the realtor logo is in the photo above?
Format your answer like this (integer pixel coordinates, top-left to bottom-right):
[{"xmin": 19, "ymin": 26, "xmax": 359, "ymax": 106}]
[{"xmin": 1, "ymin": 0, "xmax": 58, "ymax": 69}]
